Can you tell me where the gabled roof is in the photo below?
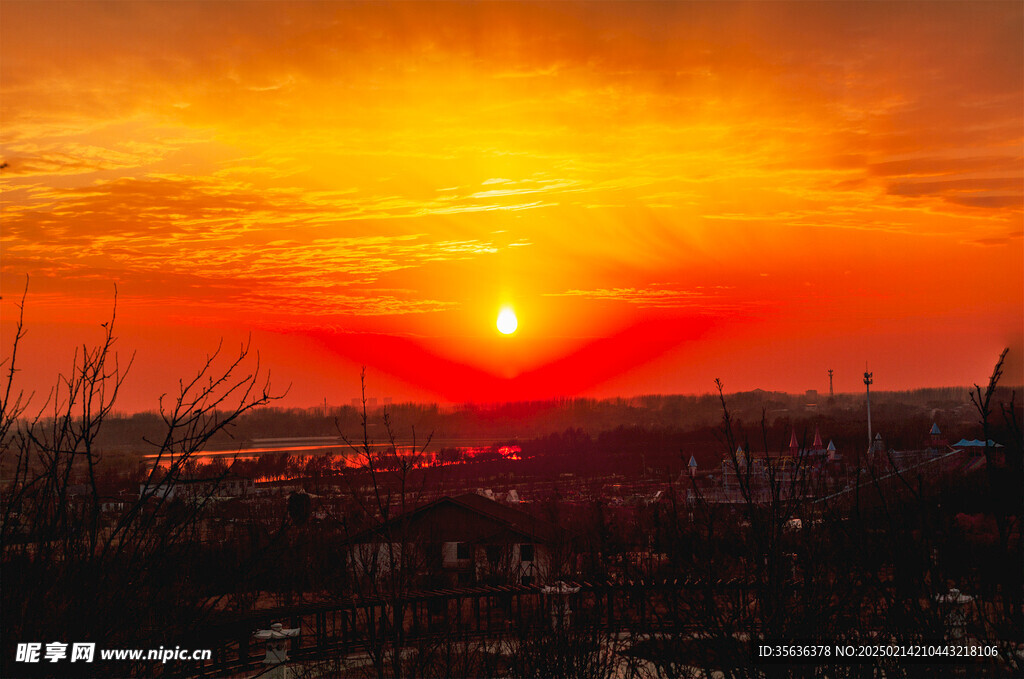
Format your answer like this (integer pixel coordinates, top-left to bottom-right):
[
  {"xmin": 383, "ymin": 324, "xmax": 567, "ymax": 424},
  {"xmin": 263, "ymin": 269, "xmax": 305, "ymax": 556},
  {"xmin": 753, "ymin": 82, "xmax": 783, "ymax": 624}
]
[
  {"xmin": 451, "ymin": 493, "xmax": 557, "ymax": 538},
  {"xmin": 930, "ymin": 423, "xmax": 942, "ymax": 435},
  {"xmin": 346, "ymin": 493, "xmax": 563, "ymax": 546},
  {"xmin": 952, "ymin": 439, "xmax": 1004, "ymax": 449},
  {"xmin": 688, "ymin": 454, "xmax": 698, "ymax": 468}
]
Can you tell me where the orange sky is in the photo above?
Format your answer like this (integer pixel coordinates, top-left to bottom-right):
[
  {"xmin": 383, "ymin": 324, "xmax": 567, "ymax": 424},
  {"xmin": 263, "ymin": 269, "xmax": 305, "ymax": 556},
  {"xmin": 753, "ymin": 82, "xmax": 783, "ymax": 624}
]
[{"xmin": 2, "ymin": 1, "xmax": 1022, "ymax": 410}]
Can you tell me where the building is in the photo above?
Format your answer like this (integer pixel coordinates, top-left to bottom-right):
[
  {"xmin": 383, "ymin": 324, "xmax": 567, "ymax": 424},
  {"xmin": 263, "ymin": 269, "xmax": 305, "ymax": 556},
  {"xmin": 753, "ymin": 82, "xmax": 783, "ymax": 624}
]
[
  {"xmin": 950, "ymin": 437, "xmax": 1006, "ymax": 471},
  {"xmin": 870, "ymin": 424, "xmax": 962, "ymax": 471},
  {"xmin": 344, "ymin": 492, "xmax": 564, "ymax": 587},
  {"xmin": 951, "ymin": 438, "xmax": 1004, "ymax": 457},
  {"xmin": 140, "ymin": 473, "xmax": 253, "ymax": 502},
  {"xmin": 697, "ymin": 428, "xmax": 845, "ymax": 505}
]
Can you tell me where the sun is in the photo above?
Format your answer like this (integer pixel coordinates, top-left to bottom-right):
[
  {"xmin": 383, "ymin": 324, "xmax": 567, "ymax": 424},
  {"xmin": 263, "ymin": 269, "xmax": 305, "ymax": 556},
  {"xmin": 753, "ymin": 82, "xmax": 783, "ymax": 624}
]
[{"xmin": 496, "ymin": 307, "xmax": 518, "ymax": 335}]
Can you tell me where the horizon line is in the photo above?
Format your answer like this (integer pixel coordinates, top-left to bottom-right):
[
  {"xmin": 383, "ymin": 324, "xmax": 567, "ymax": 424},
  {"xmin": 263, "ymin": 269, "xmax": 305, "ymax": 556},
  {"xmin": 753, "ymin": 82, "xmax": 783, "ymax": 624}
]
[{"xmin": 99, "ymin": 383, "xmax": 1022, "ymax": 417}]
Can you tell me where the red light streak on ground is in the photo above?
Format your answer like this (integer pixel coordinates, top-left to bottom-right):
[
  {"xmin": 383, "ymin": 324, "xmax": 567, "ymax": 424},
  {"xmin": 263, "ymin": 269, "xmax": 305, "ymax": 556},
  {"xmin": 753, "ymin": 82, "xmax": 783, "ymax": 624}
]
[{"xmin": 147, "ymin": 444, "xmax": 523, "ymax": 474}]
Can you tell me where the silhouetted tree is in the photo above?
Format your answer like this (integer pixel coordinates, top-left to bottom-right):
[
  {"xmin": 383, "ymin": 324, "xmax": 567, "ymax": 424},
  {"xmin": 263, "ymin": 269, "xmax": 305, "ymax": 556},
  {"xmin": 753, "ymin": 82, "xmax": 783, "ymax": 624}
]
[{"xmin": 1, "ymin": 284, "xmax": 282, "ymax": 678}]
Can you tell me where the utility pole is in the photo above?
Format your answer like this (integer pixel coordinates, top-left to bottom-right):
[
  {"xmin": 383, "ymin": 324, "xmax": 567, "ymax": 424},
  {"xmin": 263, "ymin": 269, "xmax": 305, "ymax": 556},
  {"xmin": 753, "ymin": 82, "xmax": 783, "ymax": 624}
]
[{"xmin": 864, "ymin": 367, "xmax": 873, "ymax": 453}]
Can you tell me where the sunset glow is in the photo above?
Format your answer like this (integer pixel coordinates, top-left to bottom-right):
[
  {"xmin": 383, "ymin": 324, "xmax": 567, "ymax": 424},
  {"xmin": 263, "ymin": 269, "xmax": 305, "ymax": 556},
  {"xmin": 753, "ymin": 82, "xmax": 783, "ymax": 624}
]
[{"xmin": 1, "ymin": 1, "xmax": 1021, "ymax": 409}]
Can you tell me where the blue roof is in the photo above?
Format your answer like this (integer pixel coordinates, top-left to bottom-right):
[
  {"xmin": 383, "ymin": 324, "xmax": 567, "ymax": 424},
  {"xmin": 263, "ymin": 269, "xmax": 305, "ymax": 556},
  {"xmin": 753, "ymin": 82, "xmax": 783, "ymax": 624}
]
[{"xmin": 953, "ymin": 439, "xmax": 1003, "ymax": 448}]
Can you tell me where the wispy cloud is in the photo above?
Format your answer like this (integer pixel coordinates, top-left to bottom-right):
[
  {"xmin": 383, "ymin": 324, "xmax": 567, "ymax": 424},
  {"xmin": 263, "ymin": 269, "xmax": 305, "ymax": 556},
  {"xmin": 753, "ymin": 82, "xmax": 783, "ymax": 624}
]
[
  {"xmin": 1, "ymin": 173, "xmax": 540, "ymax": 317},
  {"xmin": 544, "ymin": 285, "xmax": 736, "ymax": 310}
]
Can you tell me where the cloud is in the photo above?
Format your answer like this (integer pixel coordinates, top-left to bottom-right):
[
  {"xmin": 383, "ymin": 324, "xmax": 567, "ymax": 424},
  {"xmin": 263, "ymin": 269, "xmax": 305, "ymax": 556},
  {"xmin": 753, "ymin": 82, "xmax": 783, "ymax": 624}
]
[
  {"xmin": 0, "ymin": 130, "xmax": 205, "ymax": 178},
  {"xmin": 544, "ymin": 285, "xmax": 735, "ymax": 310},
  {"xmin": 886, "ymin": 175, "xmax": 1022, "ymax": 211},
  {"xmin": 469, "ymin": 181, "xmax": 578, "ymax": 199},
  {"xmin": 887, "ymin": 177, "xmax": 1022, "ymax": 197},
  {"xmin": 868, "ymin": 156, "xmax": 1022, "ymax": 179},
  {"xmin": 1, "ymin": 173, "xmax": 541, "ymax": 317},
  {"xmin": 945, "ymin": 194, "xmax": 1022, "ymax": 210},
  {"xmin": 969, "ymin": 234, "xmax": 1020, "ymax": 247}
]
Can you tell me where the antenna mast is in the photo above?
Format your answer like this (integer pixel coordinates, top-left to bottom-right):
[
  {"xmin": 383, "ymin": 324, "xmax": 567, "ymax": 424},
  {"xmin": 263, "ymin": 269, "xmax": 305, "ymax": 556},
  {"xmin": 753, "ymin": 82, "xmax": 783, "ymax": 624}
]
[{"xmin": 863, "ymin": 366, "xmax": 873, "ymax": 452}]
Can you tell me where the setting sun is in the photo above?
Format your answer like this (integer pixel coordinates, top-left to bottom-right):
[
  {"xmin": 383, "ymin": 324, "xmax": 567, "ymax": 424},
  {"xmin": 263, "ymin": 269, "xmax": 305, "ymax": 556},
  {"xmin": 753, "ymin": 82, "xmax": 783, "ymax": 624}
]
[{"xmin": 496, "ymin": 308, "xmax": 518, "ymax": 335}]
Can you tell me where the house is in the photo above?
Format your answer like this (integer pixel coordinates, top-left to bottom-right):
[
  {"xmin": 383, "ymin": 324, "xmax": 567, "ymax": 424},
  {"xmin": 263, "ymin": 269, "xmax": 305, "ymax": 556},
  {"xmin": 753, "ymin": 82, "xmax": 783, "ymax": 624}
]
[
  {"xmin": 951, "ymin": 438, "xmax": 1005, "ymax": 457},
  {"xmin": 345, "ymin": 493, "xmax": 564, "ymax": 587},
  {"xmin": 139, "ymin": 473, "xmax": 253, "ymax": 502},
  {"xmin": 951, "ymin": 437, "xmax": 1006, "ymax": 471}
]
